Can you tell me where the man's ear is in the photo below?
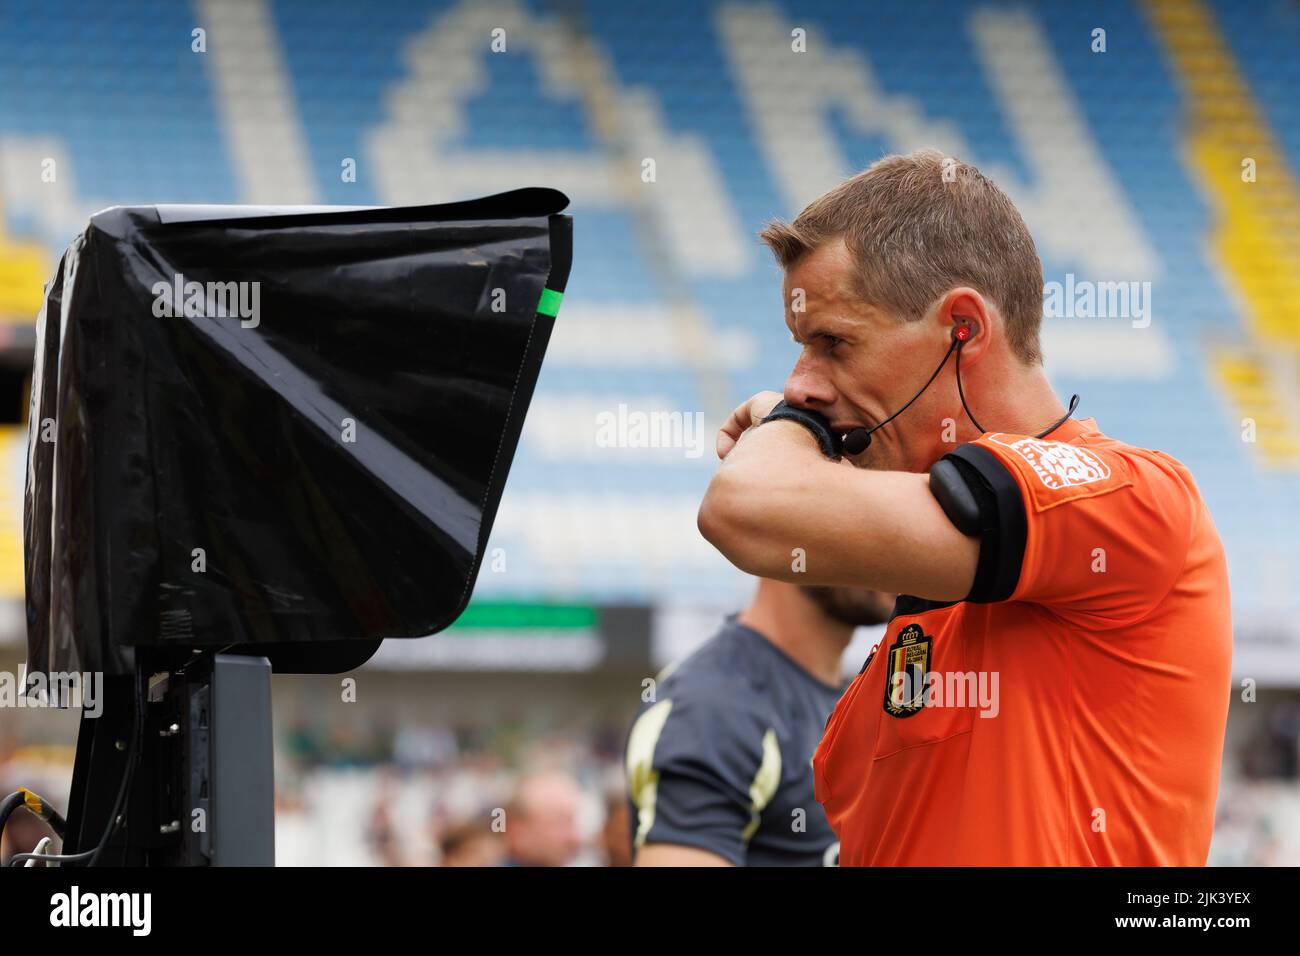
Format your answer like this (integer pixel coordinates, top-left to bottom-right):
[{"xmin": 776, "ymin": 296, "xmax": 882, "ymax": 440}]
[{"xmin": 935, "ymin": 287, "xmax": 995, "ymax": 365}]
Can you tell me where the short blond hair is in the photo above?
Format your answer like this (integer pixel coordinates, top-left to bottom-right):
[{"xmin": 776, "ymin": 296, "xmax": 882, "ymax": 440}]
[{"xmin": 759, "ymin": 149, "xmax": 1044, "ymax": 364}]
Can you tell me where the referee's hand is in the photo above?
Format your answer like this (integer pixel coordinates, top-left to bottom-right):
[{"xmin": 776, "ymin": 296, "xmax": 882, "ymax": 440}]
[{"xmin": 716, "ymin": 390, "xmax": 783, "ymax": 459}]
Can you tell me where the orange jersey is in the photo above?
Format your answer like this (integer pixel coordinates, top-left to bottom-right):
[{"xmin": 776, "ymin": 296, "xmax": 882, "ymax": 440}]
[{"xmin": 813, "ymin": 418, "xmax": 1232, "ymax": 865}]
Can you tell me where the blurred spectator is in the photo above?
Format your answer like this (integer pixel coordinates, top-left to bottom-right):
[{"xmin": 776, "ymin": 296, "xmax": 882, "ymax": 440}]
[
  {"xmin": 1241, "ymin": 699, "xmax": 1300, "ymax": 779},
  {"xmin": 366, "ymin": 777, "xmax": 407, "ymax": 867},
  {"xmin": 440, "ymin": 818, "xmax": 504, "ymax": 867},
  {"xmin": 1267, "ymin": 700, "xmax": 1300, "ymax": 778},
  {"xmin": 502, "ymin": 769, "xmax": 583, "ymax": 867}
]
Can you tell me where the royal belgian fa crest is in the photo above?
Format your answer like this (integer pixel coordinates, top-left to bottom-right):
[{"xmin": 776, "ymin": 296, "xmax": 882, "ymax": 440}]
[{"xmin": 882, "ymin": 623, "xmax": 932, "ymax": 718}]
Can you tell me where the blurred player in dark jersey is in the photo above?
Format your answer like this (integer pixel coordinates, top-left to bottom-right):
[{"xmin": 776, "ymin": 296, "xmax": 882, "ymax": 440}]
[{"xmin": 624, "ymin": 578, "xmax": 891, "ymax": 866}]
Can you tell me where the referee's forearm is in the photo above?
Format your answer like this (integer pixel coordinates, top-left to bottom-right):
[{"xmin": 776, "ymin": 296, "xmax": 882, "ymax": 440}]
[
  {"xmin": 699, "ymin": 421, "xmax": 979, "ymax": 598},
  {"xmin": 698, "ymin": 420, "xmax": 837, "ymax": 582}
]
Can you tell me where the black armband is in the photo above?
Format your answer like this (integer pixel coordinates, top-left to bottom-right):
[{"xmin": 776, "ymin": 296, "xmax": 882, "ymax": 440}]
[
  {"xmin": 761, "ymin": 400, "xmax": 842, "ymax": 460},
  {"xmin": 928, "ymin": 444, "xmax": 1027, "ymax": 603},
  {"xmin": 929, "ymin": 459, "xmax": 982, "ymax": 535}
]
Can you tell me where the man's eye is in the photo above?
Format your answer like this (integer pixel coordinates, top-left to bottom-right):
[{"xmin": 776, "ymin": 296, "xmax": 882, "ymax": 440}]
[{"xmin": 823, "ymin": 335, "xmax": 842, "ymax": 350}]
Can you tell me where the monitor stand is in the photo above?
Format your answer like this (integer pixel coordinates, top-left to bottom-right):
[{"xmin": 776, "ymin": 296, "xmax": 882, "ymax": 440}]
[{"xmin": 62, "ymin": 650, "xmax": 275, "ymax": 866}]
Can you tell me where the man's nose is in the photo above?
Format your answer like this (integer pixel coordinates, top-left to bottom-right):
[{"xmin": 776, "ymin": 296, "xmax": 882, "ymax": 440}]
[{"xmin": 784, "ymin": 358, "xmax": 836, "ymax": 410}]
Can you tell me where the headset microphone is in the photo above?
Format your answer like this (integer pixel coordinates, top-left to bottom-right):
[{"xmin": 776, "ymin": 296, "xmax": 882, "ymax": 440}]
[
  {"xmin": 840, "ymin": 324, "xmax": 1079, "ymax": 454},
  {"xmin": 841, "ymin": 427, "xmax": 872, "ymax": 456}
]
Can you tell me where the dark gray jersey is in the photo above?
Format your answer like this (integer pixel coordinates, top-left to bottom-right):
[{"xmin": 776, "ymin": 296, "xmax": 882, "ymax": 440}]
[{"xmin": 625, "ymin": 617, "xmax": 845, "ymax": 866}]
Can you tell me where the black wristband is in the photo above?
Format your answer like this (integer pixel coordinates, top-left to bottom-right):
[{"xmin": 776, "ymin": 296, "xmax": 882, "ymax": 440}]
[{"xmin": 761, "ymin": 400, "xmax": 843, "ymax": 460}]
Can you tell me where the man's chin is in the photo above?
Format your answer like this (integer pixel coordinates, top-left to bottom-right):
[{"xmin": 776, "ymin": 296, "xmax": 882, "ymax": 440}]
[{"xmin": 800, "ymin": 585, "xmax": 894, "ymax": 628}]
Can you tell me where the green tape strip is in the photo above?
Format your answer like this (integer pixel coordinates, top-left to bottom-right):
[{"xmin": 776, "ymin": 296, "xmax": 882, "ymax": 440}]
[{"xmin": 537, "ymin": 287, "xmax": 563, "ymax": 317}]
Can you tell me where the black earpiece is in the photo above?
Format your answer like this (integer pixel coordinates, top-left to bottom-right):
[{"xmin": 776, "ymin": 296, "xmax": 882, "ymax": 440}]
[
  {"xmin": 811, "ymin": 323, "xmax": 1078, "ymax": 458},
  {"xmin": 842, "ymin": 325, "xmax": 975, "ymax": 454},
  {"xmin": 839, "ymin": 326, "xmax": 974, "ymax": 454}
]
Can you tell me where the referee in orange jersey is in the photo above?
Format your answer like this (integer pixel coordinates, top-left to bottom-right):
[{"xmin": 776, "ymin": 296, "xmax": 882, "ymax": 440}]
[{"xmin": 697, "ymin": 149, "xmax": 1232, "ymax": 866}]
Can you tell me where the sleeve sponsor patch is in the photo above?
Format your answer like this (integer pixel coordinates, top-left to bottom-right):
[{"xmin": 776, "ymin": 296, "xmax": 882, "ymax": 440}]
[{"xmin": 982, "ymin": 434, "xmax": 1130, "ymax": 511}]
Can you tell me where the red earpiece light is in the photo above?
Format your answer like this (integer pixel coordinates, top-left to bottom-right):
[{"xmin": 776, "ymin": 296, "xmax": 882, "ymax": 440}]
[{"xmin": 954, "ymin": 325, "xmax": 972, "ymax": 342}]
